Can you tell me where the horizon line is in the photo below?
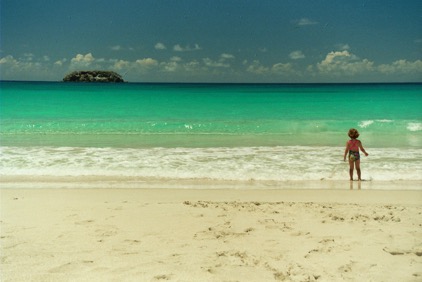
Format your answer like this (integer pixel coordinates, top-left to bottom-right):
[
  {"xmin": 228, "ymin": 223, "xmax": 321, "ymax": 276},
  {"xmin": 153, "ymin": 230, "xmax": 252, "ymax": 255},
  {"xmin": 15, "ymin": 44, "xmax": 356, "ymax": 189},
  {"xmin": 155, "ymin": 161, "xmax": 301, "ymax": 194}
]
[{"xmin": 1, "ymin": 80, "xmax": 422, "ymax": 85}]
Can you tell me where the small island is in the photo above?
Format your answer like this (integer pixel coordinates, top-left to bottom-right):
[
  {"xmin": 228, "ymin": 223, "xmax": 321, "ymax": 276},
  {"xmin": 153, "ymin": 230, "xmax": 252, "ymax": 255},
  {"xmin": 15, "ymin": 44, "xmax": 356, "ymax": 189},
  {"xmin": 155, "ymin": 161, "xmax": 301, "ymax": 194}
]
[{"xmin": 63, "ymin": 71, "xmax": 125, "ymax": 83}]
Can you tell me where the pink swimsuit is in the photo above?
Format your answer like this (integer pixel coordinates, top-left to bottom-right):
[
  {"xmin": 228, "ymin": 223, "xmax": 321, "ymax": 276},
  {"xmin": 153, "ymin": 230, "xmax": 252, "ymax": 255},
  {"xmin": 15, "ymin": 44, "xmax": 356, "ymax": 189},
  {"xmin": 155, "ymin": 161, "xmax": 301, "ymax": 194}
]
[{"xmin": 348, "ymin": 139, "xmax": 360, "ymax": 161}]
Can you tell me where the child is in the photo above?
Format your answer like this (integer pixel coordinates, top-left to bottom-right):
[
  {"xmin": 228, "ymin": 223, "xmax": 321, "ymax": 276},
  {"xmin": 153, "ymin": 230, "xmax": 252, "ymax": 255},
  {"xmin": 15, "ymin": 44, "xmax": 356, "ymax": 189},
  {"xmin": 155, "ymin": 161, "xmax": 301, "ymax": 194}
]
[{"xmin": 344, "ymin": 128, "xmax": 369, "ymax": 181}]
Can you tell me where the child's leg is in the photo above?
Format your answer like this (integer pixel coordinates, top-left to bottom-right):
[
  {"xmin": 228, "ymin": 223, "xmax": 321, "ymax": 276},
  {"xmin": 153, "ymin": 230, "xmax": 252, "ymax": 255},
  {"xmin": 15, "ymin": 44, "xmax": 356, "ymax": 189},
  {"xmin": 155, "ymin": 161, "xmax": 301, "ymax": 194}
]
[
  {"xmin": 355, "ymin": 160, "xmax": 361, "ymax": 180},
  {"xmin": 348, "ymin": 160, "xmax": 355, "ymax": 180}
]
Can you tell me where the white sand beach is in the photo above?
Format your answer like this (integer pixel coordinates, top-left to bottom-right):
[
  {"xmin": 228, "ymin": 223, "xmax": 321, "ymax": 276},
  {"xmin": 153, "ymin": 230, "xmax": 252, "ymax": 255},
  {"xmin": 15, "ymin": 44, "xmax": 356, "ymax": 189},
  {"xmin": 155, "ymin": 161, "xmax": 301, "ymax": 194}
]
[{"xmin": 1, "ymin": 186, "xmax": 421, "ymax": 281}]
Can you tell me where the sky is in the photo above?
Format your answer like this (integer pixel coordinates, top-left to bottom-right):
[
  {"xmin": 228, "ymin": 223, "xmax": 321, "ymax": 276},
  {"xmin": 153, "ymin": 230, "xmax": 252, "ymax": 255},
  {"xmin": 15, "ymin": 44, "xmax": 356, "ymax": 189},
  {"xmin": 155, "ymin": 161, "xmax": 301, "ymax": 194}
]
[{"xmin": 1, "ymin": 0, "xmax": 421, "ymax": 83}]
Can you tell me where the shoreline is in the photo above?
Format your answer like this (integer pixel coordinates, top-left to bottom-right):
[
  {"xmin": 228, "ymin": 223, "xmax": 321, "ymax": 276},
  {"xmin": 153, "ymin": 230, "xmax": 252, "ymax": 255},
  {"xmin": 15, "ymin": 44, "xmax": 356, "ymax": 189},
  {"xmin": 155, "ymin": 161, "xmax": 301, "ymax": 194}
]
[{"xmin": 1, "ymin": 175, "xmax": 422, "ymax": 191}]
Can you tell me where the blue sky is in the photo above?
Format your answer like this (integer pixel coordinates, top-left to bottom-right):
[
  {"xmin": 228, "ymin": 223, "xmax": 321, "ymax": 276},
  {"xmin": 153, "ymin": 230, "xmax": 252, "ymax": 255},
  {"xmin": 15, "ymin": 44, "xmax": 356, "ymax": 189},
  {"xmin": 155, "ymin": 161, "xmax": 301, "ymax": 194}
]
[{"xmin": 1, "ymin": 0, "xmax": 421, "ymax": 82}]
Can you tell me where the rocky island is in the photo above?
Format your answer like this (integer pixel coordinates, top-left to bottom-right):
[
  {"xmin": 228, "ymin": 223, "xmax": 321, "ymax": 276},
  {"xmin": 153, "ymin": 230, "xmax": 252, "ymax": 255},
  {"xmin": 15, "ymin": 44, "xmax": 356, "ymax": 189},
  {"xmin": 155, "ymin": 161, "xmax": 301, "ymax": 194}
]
[{"xmin": 63, "ymin": 71, "xmax": 125, "ymax": 83}]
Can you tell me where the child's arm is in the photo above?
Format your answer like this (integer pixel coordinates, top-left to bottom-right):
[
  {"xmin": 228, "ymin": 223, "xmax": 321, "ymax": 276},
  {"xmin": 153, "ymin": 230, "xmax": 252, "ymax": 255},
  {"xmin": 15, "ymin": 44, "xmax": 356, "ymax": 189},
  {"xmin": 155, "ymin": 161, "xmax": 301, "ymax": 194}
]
[
  {"xmin": 343, "ymin": 142, "xmax": 349, "ymax": 161},
  {"xmin": 359, "ymin": 141, "xmax": 369, "ymax": 156}
]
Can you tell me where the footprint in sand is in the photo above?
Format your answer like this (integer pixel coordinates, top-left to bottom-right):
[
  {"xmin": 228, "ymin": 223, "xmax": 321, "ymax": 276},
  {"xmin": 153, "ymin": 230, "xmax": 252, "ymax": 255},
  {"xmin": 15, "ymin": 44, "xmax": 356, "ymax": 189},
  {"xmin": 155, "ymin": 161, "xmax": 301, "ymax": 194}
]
[
  {"xmin": 214, "ymin": 250, "xmax": 260, "ymax": 267},
  {"xmin": 153, "ymin": 274, "xmax": 172, "ymax": 280},
  {"xmin": 95, "ymin": 225, "xmax": 118, "ymax": 240},
  {"xmin": 124, "ymin": 239, "xmax": 141, "ymax": 244},
  {"xmin": 74, "ymin": 219, "xmax": 95, "ymax": 225},
  {"xmin": 265, "ymin": 262, "xmax": 320, "ymax": 282},
  {"xmin": 258, "ymin": 218, "xmax": 294, "ymax": 232},
  {"xmin": 304, "ymin": 238, "xmax": 338, "ymax": 258},
  {"xmin": 49, "ymin": 260, "xmax": 94, "ymax": 273},
  {"xmin": 110, "ymin": 238, "xmax": 143, "ymax": 255},
  {"xmin": 338, "ymin": 261, "xmax": 355, "ymax": 273},
  {"xmin": 383, "ymin": 247, "xmax": 422, "ymax": 256}
]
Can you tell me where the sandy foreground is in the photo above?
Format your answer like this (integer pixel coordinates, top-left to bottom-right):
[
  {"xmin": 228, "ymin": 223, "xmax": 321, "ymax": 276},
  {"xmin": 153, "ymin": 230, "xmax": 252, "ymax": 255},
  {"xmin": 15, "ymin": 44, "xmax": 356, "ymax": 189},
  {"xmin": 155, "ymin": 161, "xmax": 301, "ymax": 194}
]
[{"xmin": 1, "ymin": 185, "xmax": 422, "ymax": 282}]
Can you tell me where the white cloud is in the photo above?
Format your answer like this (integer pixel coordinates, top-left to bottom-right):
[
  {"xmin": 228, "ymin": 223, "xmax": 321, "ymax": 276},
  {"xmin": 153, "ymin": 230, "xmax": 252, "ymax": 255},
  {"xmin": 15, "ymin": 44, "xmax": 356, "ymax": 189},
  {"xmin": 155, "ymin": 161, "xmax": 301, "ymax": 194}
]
[
  {"xmin": 184, "ymin": 60, "xmax": 201, "ymax": 72},
  {"xmin": 113, "ymin": 59, "xmax": 130, "ymax": 70},
  {"xmin": 71, "ymin": 53, "xmax": 94, "ymax": 63},
  {"xmin": 201, "ymin": 54, "xmax": 235, "ymax": 68},
  {"xmin": 203, "ymin": 58, "xmax": 230, "ymax": 68},
  {"xmin": 220, "ymin": 53, "xmax": 235, "ymax": 60},
  {"xmin": 378, "ymin": 59, "xmax": 422, "ymax": 74},
  {"xmin": 159, "ymin": 59, "xmax": 205, "ymax": 74},
  {"xmin": 173, "ymin": 43, "xmax": 202, "ymax": 52},
  {"xmin": 155, "ymin": 42, "xmax": 167, "ymax": 50},
  {"xmin": 320, "ymin": 50, "xmax": 352, "ymax": 64},
  {"xmin": 161, "ymin": 61, "xmax": 179, "ymax": 72},
  {"xmin": 0, "ymin": 55, "xmax": 18, "ymax": 65},
  {"xmin": 246, "ymin": 60, "xmax": 270, "ymax": 74},
  {"xmin": 70, "ymin": 53, "xmax": 95, "ymax": 68},
  {"xmin": 111, "ymin": 45, "xmax": 122, "ymax": 51},
  {"xmin": 0, "ymin": 55, "xmax": 55, "ymax": 80},
  {"xmin": 170, "ymin": 56, "xmax": 182, "ymax": 62},
  {"xmin": 173, "ymin": 45, "xmax": 184, "ymax": 52},
  {"xmin": 1, "ymin": 48, "xmax": 421, "ymax": 82},
  {"xmin": 272, "ymin": 63, "xmax": 294, "ymax": 74},
  {"xmin": 296, "ymin": 18, "xmax": 318, "ymax": 26},
  {"xmin": 0, "ymin": 54, "xmax": 44, "ymax": 71},
  {"xmin": 316, "ymin": 51, "xmax": 374, "ymax": 75},
  {"xmin": 54, "ymin": 58, "xmax": 67, "ymax": 66},
  {"xmin": 289, "ymin": 50, "xmax": 305, "ymax": 60},
  {"xmin": 135, "ymin": 58, "xmax": 158, "ymax": 68},
  {"xmin": 110, "ymin": 45, "xmax": 134, "ymax": 51},
  {"xmin": 336, "ymin": 43, "xmax": 351, "ymax": 51},
  {"xmin": 244, "ymin": 59, "xmax": 299, "ymax": 76}
]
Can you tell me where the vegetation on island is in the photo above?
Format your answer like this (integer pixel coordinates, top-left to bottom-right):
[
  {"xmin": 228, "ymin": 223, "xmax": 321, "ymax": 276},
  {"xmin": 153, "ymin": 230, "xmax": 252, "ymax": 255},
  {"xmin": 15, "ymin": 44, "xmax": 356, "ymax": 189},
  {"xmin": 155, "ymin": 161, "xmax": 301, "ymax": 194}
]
[{"xmin": 63, "ymin": 71, "xmax": 124, "ymax": 83}]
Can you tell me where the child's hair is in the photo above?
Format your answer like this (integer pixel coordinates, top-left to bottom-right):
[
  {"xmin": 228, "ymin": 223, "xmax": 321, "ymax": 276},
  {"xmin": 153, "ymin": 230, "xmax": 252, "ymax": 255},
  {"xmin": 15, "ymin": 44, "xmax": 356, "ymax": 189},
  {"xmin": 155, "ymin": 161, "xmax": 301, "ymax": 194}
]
[{"xmin": 348, "ymin": 128, "xmax": 360, "ymax": 139}]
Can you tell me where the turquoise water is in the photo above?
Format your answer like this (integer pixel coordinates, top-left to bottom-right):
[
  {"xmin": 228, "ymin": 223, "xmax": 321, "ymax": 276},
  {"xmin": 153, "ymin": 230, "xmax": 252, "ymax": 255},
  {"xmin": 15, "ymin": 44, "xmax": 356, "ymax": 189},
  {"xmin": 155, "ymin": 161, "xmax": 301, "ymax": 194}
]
[
  {"xmin": 0, "ymin": 82, "xmax": 421, "ymax": 183},
  {"xmin": 1, "ymin": 82, "xmax": 421, "ymax": 147}
]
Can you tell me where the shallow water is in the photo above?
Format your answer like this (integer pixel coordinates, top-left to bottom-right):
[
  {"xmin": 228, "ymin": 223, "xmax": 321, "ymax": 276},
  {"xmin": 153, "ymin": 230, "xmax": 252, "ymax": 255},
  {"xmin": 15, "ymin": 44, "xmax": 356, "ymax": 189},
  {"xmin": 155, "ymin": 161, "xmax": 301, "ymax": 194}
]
[{"xmin": 1, "ymin": 82, "xmax": 421, "ymax": 184}]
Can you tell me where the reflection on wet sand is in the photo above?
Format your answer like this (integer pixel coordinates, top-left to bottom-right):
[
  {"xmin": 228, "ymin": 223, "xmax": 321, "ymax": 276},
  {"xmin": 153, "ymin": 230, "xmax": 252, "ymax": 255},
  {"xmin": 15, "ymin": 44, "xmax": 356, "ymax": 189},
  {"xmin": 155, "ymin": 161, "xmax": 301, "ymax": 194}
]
[{"xmin": 350, "ymin": 180, "xmax": 362, "ymax": 190}]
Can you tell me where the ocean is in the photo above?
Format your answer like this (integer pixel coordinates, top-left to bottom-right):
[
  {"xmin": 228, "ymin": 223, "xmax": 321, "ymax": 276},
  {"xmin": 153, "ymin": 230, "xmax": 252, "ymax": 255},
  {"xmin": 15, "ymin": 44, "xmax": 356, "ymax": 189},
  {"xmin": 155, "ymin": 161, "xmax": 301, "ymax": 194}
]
[{"xmin": 1, "ymin": 82, "xmax": 421, "ymax": 188}]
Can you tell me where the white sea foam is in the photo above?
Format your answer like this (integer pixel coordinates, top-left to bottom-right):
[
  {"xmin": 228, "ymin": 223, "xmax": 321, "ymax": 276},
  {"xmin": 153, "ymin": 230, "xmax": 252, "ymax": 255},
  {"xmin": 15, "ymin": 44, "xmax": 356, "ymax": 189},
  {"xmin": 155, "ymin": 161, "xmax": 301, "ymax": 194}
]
[
  {"xmin": 1, "ymin": 146, "xmax": 421, "ymax": 182},
  {"xmin": 358, "ymin": 119, "xmax": 396, "ymax": 127},
  {"xmin": 407, "ymin": 122, "xmax": 422, "ymax": 132},
  {"xmin": 358, "ymin": 120, "xmax": 374, "ymax": 128}
]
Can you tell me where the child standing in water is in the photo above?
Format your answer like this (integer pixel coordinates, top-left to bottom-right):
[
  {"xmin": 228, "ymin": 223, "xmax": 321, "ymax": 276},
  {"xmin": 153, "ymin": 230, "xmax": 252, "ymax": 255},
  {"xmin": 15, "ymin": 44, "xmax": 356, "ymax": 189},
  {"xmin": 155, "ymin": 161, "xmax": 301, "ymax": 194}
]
[{"xmin": 344, "ymin": 128, "xmax": 369, "ymax": 181}]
